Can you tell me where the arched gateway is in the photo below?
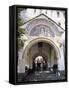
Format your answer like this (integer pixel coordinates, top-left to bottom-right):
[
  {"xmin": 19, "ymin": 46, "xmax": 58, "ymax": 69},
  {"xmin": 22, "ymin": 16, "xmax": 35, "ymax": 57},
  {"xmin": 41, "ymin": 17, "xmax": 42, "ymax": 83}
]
[
  {"xmin": 18, "ymin": 14, "xmax": 65, "ymax": 73},
  {"xmin": 22, "ymin": 37, "xmax": 60, "ymax": 73}
]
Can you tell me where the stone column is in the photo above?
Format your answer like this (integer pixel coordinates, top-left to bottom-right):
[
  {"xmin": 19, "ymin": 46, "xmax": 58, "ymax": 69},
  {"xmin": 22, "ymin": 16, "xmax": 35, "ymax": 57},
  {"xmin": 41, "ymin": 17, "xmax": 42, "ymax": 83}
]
[
  {"xmin": 50, "ymin": 49, "xmax": 54, "ymax": 67},
  {"xmin": 18, "ymin": 48, "xmax": 25, "ymax": 73},
  {"xmin": 58, "ymin": 45, "xmax": 65, "ymax": 71},
  {"xmin": 28, "ymin": 50, "xmax": 33, "ymax": 69}
]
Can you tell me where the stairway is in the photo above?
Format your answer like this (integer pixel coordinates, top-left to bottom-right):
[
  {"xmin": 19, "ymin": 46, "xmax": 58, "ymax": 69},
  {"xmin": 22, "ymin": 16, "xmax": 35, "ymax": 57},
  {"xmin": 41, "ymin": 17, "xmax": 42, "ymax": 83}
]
[{"xmin": 22, "ymin": 70, "xmax": 65, "ymax": 81}]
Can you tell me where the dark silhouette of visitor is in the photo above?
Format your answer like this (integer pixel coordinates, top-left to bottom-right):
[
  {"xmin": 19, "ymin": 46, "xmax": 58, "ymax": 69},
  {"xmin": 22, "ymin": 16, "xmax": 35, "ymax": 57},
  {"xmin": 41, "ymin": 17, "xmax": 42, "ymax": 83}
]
[{"xmin": 37, "ymin": 60, "xmax": 41, "ymax": 71}]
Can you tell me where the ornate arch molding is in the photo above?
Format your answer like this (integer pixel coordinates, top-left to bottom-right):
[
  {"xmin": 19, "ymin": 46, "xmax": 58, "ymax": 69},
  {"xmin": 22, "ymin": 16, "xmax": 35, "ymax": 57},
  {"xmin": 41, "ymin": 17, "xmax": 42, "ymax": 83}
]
[
  {"xmin": 25, "ymin": 18, "xmax": 59, "ymax": 36},
  {"xmin": 30, "ymin": 24, "xmax": 55, "ymax": 36},
  {"xmin": 22, "ymin": 37, "xmax": 60, "ymax": 61}
]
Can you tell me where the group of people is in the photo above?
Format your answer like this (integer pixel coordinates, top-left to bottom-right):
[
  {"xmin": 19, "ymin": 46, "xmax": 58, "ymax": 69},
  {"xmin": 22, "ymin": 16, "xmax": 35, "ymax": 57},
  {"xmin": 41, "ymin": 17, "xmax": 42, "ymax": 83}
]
[
  {"xmin": 33, "ymin": 56, "xmax": 47, "ymax": 71},
  {"xmin": 25, "ymin": 55, "xmax": 58, "ymax": 75}
]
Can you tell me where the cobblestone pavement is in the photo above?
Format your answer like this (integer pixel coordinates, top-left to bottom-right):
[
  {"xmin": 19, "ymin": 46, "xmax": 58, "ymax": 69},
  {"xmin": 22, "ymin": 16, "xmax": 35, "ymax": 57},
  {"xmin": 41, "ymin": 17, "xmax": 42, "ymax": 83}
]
[{"xmin": 18, "ymin": 71, "xmax": 65, "ymax": 82}]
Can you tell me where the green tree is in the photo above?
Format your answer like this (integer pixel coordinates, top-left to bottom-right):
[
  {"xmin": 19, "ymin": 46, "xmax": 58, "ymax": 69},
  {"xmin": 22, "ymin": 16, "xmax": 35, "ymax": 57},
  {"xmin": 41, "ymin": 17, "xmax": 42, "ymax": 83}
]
[{"xmin": 17, "ymin": 8, "xmax": 25, "ymax": 49}]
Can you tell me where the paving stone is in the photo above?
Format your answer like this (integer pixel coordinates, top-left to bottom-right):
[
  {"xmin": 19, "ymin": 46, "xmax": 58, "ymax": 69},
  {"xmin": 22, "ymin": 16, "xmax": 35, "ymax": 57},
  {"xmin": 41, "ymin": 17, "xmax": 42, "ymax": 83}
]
[{"xmin": 18, "ymin": 71, "xmax": 65, "ymax": 82}]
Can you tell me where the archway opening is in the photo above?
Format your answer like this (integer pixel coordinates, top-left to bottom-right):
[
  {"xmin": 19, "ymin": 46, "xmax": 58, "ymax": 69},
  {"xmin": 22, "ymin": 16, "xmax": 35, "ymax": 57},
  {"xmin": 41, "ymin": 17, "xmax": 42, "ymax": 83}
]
[
  {"xmin": 24, "ymin": 40, "xmax": 59, "ymax": 73},
  {"xmin": 33, "ymin": 55, "xmax": 48, "ymax": 71}
]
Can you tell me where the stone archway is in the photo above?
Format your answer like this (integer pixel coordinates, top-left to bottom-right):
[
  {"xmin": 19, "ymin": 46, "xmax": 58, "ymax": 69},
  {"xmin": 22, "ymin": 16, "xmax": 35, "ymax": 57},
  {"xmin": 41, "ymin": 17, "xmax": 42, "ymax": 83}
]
[{"xmin": 22, "ymin": 37, "xmax": 60, "ymax": 73}]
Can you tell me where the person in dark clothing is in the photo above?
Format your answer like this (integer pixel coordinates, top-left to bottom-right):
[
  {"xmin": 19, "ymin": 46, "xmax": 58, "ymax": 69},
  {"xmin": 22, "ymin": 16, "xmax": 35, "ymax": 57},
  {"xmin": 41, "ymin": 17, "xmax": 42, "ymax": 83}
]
[
  {"xmin": 53, "ymin": 64, "xmax": 58, "ymax": 73},
  {"xmin": 37, "ymin": 60, "xmax": 41, "ymax": 71},
  {"xmin": 43, "ymin": 60, "xmax": 46, "ymax": 70},
  {"xmin": 33, "ymin": 61, "xmax": 35, "ymax": 71}
]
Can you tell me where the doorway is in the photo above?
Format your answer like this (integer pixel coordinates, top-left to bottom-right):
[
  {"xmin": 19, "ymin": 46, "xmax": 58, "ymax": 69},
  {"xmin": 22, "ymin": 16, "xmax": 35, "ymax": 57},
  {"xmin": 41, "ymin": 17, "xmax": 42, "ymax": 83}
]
[{"xmin": 33, "ymin": 55, "xmax": 48, "ymax": 71}]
